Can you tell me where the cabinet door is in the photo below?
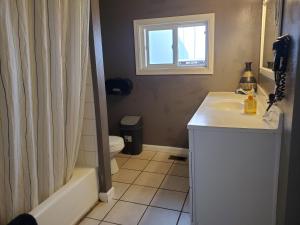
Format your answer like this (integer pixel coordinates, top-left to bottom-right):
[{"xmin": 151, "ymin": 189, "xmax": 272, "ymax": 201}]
[
  {"xmin": 188, "ymin": 130, "xmax": 194, "ymax": 222},
  {"xmin": 192, "ymin": 129, "xmax": 278, "ymax": 225}
]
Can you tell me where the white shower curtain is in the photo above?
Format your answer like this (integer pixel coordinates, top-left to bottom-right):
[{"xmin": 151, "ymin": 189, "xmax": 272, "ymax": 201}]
[{"xmin": 0, "ymin": 0, "xmax": 90, "ymax": 224}]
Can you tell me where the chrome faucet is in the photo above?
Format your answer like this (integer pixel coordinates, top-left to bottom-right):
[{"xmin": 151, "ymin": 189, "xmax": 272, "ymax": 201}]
[{"xmin": 235, "ymin": 88, "xmax": 248, "ymax": 95}]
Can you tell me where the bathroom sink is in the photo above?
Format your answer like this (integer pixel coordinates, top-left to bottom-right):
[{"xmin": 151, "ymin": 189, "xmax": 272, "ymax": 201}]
[
  {"xmin": 208, "ymin": 100, "xmax": 243, "ymax": 111},
  {"xmin": 188, "ymin": 92, "xmax": 282, "ymax": 130}
]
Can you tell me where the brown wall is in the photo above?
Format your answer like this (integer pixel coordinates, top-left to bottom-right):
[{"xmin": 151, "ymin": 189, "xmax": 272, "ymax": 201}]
[
  {"xmin": 259, "ymin": 0, "xmax": 300, "ymax": 224},
  {"xmin": 99, "ymin": 0, "xmax": 262, "ymax": 147}
]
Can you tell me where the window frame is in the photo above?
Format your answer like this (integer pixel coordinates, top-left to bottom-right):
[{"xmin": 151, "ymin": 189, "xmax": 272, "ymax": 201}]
[{"xmin": 133, "ymin": 14, "xmax": 215, "ymax": 75}]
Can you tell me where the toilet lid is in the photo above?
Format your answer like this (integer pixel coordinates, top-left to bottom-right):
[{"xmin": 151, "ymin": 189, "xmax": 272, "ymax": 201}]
[{"xmin": 109, "ymin": 136, "xmax": 125, "ymax": 152}]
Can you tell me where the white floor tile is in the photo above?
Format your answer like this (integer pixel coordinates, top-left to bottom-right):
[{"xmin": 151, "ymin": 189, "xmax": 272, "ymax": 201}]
[
  {"xmin": 104, "ymin": 201, "xmax": 147, "ymax": 225},
  {"xmin": 78, "ymin": 218, "xmax": 100, "ymax": 225},
  {"xmin": 144, "ymin": 161, "xmax": 172, "ymax": 174},
  {"xmin": 121, "ymin": 185, "xmax": 157, "ymax": 205},
  {"xmin": 139, "ymin": 206, "xmax": 180, "ymax": 225},
  {"xmin": 134, "ymin": 172, "xmax": 165, "ymax": 188},
  {"xmin": 122, "ymin": 158, "xmax": 149, "ymax": 171},
  {"xmin": 112, "ymin": 182, "xmax": 130, "ymax": 199},
  {"xmin": 161, "ymin": 175, "xmax": 189, "ymax": 192},
  {"xmin": 178, "ymin": 213, "xmax": 192, "ymax": 225},
  {"xmin": 168, "ymin": 164, "xmax": 189, "ymax": 177},
  {"xmin": 182, "ymin": 192, "xmax": 191, "ymax": 213},
  {"xmin": 174, "ymin": 158, "xmax": 189, "ymax": 165},
  {"xmin": 87, "ymin": 200, "xmax": 117, "ymax": 220},
  {"xmin": 116, "ymin": 152, "xmax": 131, "ymax": 158},
  {"xmin": 112, "ymin": 169, "xmax": 141, "ymax": 184},
  {"xmin": 99, "ymin": 222, "xmax": 115, "ymax": 225},
  {"xmin": 131, "ymin": 151, "xmax": 156, "ymax": 160},
  {"xmin": 116, "ymin": 157, "xmax": 129, "ymax": 168},
  {"xmin": 150, "ymin": 189, "xmax": 186, "ymax": 211},
  {"xmin": 152, "ymin": 152, "xmax": 174, "ymax": 163}
]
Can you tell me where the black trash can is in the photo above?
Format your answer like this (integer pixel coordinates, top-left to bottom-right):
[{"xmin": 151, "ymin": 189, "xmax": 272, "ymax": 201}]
[{"xmin": 120, "ymin": 116, "xmax": 143, "ymax": 155}]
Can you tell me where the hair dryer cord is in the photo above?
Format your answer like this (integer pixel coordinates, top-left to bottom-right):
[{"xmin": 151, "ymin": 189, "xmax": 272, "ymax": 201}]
[{"xmin": 266, "ymin": 71, "xmax": 286, "ymax": 112}]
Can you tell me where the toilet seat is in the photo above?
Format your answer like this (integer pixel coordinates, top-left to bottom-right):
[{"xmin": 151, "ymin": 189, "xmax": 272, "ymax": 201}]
[{"xmin": 109, "ymin": 136, "xmax": 125, "ymax": 153}]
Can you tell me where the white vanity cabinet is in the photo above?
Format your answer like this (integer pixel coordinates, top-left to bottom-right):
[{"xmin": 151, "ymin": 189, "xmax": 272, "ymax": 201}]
[{"xmin": 187, "ymin": 92, "xmax": 282, "ymax": 225}]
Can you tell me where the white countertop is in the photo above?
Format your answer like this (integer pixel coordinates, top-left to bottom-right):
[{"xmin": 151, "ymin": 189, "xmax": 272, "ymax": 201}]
[{"xmin": 187, "ymin": 92, "xmax": 282, "ymax": 132}]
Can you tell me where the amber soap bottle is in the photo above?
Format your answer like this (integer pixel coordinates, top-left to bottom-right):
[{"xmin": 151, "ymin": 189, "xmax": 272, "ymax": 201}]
[{"xmin": 244, "ymin": 94, "xmax": 257, "ymax": 114}]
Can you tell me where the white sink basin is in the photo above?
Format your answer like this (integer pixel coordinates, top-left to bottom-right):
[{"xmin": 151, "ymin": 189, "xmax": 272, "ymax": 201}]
[{"xmin": 208, "ymin": 100, "xmax": 243, "ymax": 111}]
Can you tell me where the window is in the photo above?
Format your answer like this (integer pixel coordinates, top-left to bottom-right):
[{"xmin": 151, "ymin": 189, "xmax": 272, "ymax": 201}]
[{"xmin": 134, "ymin": 14, "xmax": 215, "ymax": 75}]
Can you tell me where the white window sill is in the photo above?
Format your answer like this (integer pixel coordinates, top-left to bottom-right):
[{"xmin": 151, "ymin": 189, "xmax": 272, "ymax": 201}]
[{"xmin": 136, "ymin": 67, "xmax": 213, "ymax": 75}]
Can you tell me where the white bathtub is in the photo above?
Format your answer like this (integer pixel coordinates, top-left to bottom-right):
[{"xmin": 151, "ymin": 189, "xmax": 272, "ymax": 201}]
[{"xmin": 30, "ymin": 168, "xmax": 99, "ymax": 225}]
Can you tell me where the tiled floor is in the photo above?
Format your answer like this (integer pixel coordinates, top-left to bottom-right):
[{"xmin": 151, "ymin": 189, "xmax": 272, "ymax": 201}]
[{"xmin": 78, "ymin": 150, "xmax": 191, "ymax": 225}]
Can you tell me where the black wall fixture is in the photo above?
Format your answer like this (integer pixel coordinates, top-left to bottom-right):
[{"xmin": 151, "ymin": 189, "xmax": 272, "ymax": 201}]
[{"xmin": 105, "ymin": 78, "xmax": 133, "ymax": 96}]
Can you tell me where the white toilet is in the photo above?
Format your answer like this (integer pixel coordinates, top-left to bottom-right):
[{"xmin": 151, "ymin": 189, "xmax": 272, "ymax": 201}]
[{"xmin": 109, "ymin": 136, "xmax": 125, "ymax": 174}]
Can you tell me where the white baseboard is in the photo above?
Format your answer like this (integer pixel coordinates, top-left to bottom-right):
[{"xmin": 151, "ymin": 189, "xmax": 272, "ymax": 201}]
[
  {"xmin": 143, "ymin": 144, "xmax": 189, "ymax": 156},
  {"xmin": 99, "ymin": 187, "xmax": 114, "ymax": 203}
]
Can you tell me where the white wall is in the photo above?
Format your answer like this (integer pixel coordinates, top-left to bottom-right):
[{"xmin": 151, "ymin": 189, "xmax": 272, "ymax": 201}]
[{"xmin": 76, "ymin": 65, "xmax": 99, "ymax": 167}]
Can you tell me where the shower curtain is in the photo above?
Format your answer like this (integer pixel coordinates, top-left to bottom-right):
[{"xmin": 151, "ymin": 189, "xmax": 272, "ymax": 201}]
[{"xmin": 0, "ymin": 0, "xmax": 90, "ymax": 224}]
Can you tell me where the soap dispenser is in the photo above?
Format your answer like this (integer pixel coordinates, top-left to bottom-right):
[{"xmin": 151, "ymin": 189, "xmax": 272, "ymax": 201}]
[
  {"xmin": 239, "ymin": 62, "xmax": 257, "ymax": 91},
  {"xmin": 244, "ymin": 89, "xmax": 257, "ymax": 114}
]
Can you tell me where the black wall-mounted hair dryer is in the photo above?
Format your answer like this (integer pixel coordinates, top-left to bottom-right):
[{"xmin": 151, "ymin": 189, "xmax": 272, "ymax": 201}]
[{"xmin": 266, "ymin": 34, "xmax": 291, "ymax": 112}]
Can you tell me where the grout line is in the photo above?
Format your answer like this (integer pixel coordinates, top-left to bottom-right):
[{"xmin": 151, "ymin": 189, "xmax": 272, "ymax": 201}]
[
  {"xmin": 118, "ymin": 152, "xmax": 180, "ymax": 164},
  {"xmin": 142, "ymin": 160, "xmax": 174, "ymax": 175},
  {"xmin": 149, "ymin": 158, "xmax": 175, "ymax": 205},
  {"xmin": 116, "ymin": 182, "xmax": 133, "ymax": 200},
  {"xmin": 117, "ymin": 157, "xmax": 130, "ymax": 167},
  {"xmin": 122, "ymin": 158, "xmax": 150, "ymax": 162},
  {"xmin": 101, "ymin": 183, "xmax": 134, "ymax": 223},
  {"xmin": 157, "ymin": 187, "xmax": 189, "ymax": 194},
  {"xmin": 110, "ymin": 181, "xmax": 188, "ymax": 194},
  {"xmin": 88, "ymin": 151, "xmax": 189, "ymax": 225},
  {"xmin": 113, "ymin": 158, "xmax": 189, "ymax": 191},
  {"xmin": 86, "ymin": 199, "xmax": 118, "ymax": 222},
  {"xmin": 181, "ymin": 190, "xmax": 189, "ymax": 212},
  {"xmin": 117, "ymin": 167, "xmax": 189, "ymax": 178},
  {"xmin": 78, "ymin": 217, "xmax": 101, "ymax": 224},
  {"xmin": 101, "ymin": 220, "xmax": 121, "ymax": 225},
  {"xmin": 106, "ymin": 163, "xmax": 152, "ymax": 224},
  {"xmin": 136, "ymin": 206, "xmax": 148, "ymax": 225},
  {"xmin": 150, "ymin": 159, "xmax": 174, "ymax": 163},
  {"xmin": 124, "ymin": 172, "xmax": 148, "ymax": 225},
  {"xmin": 97, "ymin": 201, "xmax": 118, "ymax": 223},
  {"xmin": 111, "ymin": 182, "xmax": 132, "ymax": 201},
  {"xmin": 176, "ymin": 213, "xmax": 183, "ymax": 225},
  {"xmin": 136, "ymin": 158, "xmax": 175, "ymax": 225},
  {"xmin": 117, "ymin": 199, "xmax": 183, "ymax": 213},
  {"xmin": 101, "ymin": 171, "xmax": 138, "ymax": 223},
  {"xmin": 157, "ymin": 159, "xmax": 182, "ymax": 224},
  {"xmin": 138, "ymin": 184, "xmax": 187, "ymax": 193},
  {"xmin": 147, "ymin": 160, "xmax": 174, "ymax": 165},
  {"xmin": 175, "ymin": 191, "xmax": 189, "ymax": 225},
  {"xmin": 120, "ymin": 158, "xmax": 150, "ymax": 172},
  {"xmin": 79, "ymin": 201, "xmax": 102, "ymax": 223}
]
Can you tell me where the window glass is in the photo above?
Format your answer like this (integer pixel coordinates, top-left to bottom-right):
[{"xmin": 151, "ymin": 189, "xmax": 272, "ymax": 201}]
[
  {"xmin": 148, "ymin": 29, "xmax": 173, "ymax": 65},
  {"xmin": 178, "ymin": 25, "xmax": 207, "ymax": 66}
]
